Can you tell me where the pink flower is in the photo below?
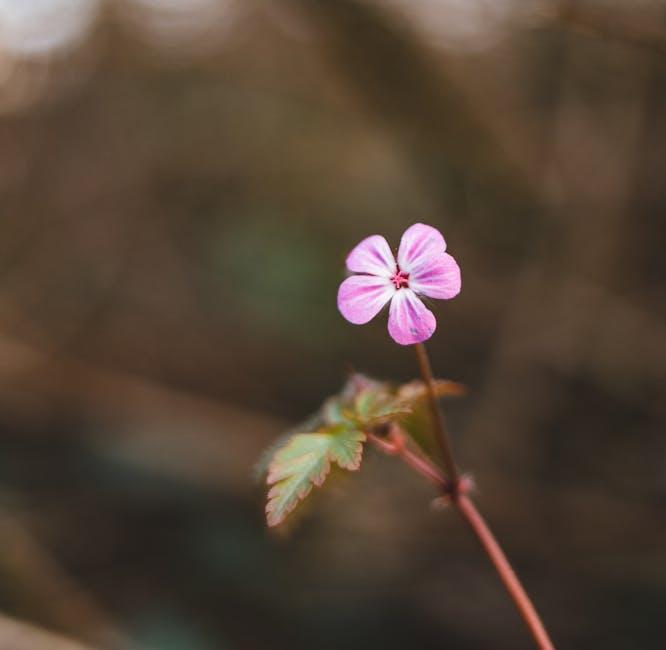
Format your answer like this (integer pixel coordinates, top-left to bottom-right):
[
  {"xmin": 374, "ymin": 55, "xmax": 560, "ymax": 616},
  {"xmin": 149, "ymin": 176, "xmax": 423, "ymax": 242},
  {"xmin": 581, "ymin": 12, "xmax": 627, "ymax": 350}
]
[{"xmin": 337, "ymin": 223, "xmax": 461, "ymax": 345}]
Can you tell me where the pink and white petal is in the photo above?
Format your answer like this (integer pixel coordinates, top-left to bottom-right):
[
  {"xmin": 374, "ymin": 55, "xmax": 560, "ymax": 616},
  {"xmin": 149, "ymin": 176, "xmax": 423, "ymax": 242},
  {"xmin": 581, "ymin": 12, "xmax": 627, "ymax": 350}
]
[
  {"xmin": 388, "ymin": 289, "xmax": 436, "ymax": 345},
  {"xmin": 397, "ymin": 223, "xmax": 447, "ymax": 275},
  {"xmin": 409, "ymin": 252, "xmax": 461, "ymax": 300},
  {"xmin": 345, "ymin": 235, "xmax": 396, "ymax": 278},
  {"xmin": 337, "ymin": 275, "xmax": 395, "ymax": 325}
]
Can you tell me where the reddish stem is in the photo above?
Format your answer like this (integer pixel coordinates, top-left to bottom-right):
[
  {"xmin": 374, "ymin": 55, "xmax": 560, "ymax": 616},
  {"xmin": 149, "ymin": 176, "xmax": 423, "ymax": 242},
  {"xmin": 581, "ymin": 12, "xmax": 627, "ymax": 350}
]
[
  {"xmin": 367, "ymin": 431, "xmax": 448, "ymax": 488},
  {"xmin": 373, "ymin": 343, "xmax": 555, "ymax": 650},
  {"xmin": 369, "ymin": 430, "xmax": 554, "ymax": 649},
  {"xmin": 455, "ymin": 495, "xmax": 555, "ymax": 650},
  {"xmin": 414, "ymin": 343, "xmax": 459, "ymax": 483}
]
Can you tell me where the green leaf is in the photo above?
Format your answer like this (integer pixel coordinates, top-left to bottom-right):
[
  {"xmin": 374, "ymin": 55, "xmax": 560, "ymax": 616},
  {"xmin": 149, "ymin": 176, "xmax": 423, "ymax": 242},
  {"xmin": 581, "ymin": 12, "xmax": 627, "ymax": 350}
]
[
  {"xmin": 265, "ymin": 428, "xmax": 366, "ymax": 527},
  {"xmin": 254, "ymin": 411, "xmax": 326, "ymax": 480},
  {"xmin": 397, "ymin": 379, "xmax": 466, "ymax": 459},
  {"xmin": 349, "ymin": 384, "xmax": 411, "ymax": 427},
  {"xmin": 321, "ymin": 397, "xmax": 349, "ymax": 427},
  {"xmin": 400, "ymin": 400, "xmax": 437, "ymax": 460}
]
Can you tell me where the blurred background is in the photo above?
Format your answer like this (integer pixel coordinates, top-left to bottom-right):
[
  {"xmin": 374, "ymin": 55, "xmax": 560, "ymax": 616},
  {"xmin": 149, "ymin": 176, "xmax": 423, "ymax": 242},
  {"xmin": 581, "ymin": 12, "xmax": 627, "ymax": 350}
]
[{"xmin": 0, "ymin": 0, "xmax": 665, "ymax": 648}]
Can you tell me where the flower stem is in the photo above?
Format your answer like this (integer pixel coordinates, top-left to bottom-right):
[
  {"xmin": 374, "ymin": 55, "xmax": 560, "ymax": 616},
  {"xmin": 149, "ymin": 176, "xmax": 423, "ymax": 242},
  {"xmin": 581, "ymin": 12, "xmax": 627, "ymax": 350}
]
[
  {"xmin": 414, "ymin": 343, "xmax": 459, "ymax": 484},
  {"xmin": 455, "ymin": 495, "xmax": 555, "ymax": 650},
  {"xmin": 409, "ymin": 342, "xmax": 555, "ymax": 650},
  {"xmin": 370, "ymin": 429, "xmax": 554, "ymax": 650}
]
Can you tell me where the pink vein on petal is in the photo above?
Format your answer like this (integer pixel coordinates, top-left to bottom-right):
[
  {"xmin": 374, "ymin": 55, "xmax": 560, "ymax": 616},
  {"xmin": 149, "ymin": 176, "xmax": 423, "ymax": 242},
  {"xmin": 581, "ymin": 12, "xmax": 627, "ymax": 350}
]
[
  {"xmin": 337, "ymin": 275, "xmax": 396, "ymax": 325},
  {"xmin": 387, "ymin": 289, "xmax": 436, "ymax": 345},
  {"xmin": 409, "ymin": 252, "xmax": 461, "ymax": 300},
  {"xmin": 397, "ymin": 223, "xmax": 447, "ymax": 275},
  {"xmin": 346, "ymin": 234, "xmax": 396, "ymax": 278}
]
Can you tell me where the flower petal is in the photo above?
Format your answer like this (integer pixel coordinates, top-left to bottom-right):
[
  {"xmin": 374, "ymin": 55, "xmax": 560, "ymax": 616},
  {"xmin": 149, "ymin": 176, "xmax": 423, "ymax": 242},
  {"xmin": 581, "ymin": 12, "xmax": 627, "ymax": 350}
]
[
  {"xmin": 337, "ymin": 275, "xmax": 395, "ymax": 325},
  {"xmin": 397, "ymin": 223, "xmax": 447, "ymax": 275},
  {"xmin": 388, "ymin": 289, "xmax": 436, "ymax": 345},
  {"xmin": 346, "ymin": 235, "xmax": 396, "ymax": 278},
  {"xmin": 409, "ymin": 252, "xmax": 461, "ymax": 300}
]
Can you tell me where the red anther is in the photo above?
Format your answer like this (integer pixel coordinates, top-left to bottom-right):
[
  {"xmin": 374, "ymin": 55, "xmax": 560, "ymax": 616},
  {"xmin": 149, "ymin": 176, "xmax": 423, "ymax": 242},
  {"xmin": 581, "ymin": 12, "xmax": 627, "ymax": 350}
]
[{"xmin": 390, "ymin": 268, "xmax": 410, "ymax": 290}]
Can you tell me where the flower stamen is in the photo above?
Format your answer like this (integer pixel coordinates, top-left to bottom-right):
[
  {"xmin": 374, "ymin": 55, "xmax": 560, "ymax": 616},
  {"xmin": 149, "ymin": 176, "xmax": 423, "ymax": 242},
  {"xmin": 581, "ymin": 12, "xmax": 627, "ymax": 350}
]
[{"xmin": 391, "ymin": 268, "xmax": 410, "ymax": 290}]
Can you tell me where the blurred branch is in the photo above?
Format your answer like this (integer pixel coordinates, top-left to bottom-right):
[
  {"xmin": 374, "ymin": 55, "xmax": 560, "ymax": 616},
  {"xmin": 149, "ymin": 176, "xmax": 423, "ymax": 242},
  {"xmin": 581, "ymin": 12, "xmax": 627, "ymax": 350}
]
[
  {"xmin": 0, "ymin": 321, "xmax": 284, "ymax": 492},
  {"xmin": 0, "ymin": 612, "xmax": 94, "ymax": 650},
  {"xmin": 291, "ymin": 0, "xmax": 545, "ymax": 228},
  {"xmin": 0, "ymin": 510, "xmax": 131, "ymax": 649},
  {"xmin": 553, "ymin": 1, "xmax": 666, "ymax": 55}
]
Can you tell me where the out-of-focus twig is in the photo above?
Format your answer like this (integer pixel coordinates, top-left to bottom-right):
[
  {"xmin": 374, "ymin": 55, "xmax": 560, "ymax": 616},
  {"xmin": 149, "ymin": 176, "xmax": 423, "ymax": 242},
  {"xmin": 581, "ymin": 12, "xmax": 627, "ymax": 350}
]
[
  {"xmin": 292, "ymin": 0, "xmax": 544, "ymax": 221},
  {"xmin": 0, "ymin": 322, "xmax": 284, "ymax": 492},
  {"xmin": 0, "ymin": 510, "xmax": 132, "ymax": 649},
  {"xmin": 0, "ymin": 612, "xmax": 94, "ymax": 650},
  {"xmin": 553, "ymin": 1, "xmax": 666, "ymax": 55}
]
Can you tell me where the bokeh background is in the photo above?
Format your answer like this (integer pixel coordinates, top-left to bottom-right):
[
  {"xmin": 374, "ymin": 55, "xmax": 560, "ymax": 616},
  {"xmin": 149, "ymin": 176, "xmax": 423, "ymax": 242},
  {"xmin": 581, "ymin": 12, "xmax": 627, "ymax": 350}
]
[{"xmin": 0, "ymin": 1, "xmax": 665, "ymax": 648}]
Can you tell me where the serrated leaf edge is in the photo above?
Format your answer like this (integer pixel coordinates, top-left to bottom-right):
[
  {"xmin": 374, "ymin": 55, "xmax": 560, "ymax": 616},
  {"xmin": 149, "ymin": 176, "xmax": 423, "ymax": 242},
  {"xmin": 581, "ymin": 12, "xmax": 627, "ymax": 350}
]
[{"xmin": 265, "ymin": 430, "xmax": 365, "ymax": 527}]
